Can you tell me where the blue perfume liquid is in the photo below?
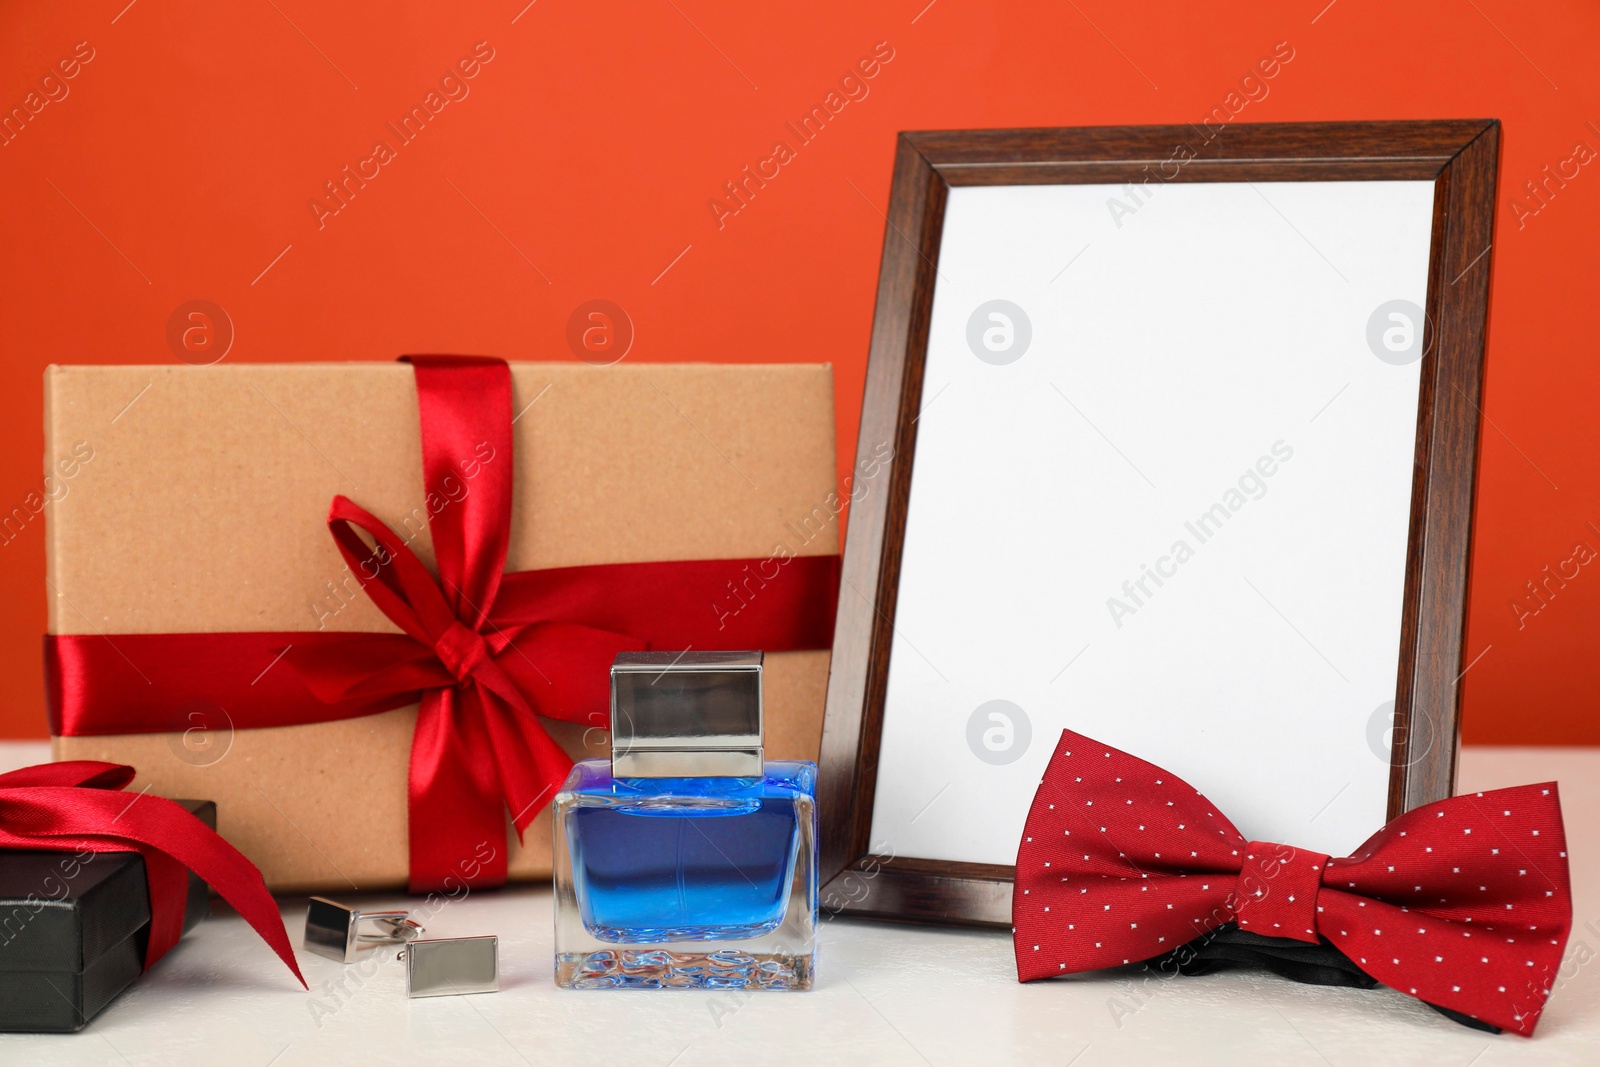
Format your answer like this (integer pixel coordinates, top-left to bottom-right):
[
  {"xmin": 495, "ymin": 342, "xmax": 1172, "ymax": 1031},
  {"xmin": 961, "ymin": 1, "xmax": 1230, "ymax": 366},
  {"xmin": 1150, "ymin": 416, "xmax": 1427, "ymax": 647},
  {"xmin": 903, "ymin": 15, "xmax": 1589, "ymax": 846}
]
[
  {"xmin": 554, "ymin": 759, "xmax": 818, "ymax": 989},
  {"xmin": 570, "ymin": 790, "xmax": 799, "ymax": 941}
]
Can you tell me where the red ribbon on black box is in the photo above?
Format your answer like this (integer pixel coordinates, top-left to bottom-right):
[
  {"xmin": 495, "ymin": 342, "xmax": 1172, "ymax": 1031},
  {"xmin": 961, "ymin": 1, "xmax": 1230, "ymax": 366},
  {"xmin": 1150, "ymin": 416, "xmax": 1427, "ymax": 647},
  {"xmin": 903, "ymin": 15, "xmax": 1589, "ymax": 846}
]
[
  {"xmin": 45, "ymin": 356, "xmax": 840, "ymax": 892},
  {"xmin": 0, "ymin": 760, "xmax": 302, "ymax": 984}
]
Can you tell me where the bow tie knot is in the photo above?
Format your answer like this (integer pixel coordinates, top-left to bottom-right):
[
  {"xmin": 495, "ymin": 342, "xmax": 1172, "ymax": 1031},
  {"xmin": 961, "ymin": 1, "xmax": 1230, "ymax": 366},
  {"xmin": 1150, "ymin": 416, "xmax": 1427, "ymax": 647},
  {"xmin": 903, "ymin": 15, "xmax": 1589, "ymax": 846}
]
[
  {"xmin": 434, "ymin": 620, "xmax": 491, "ymax": 683},
  {"xmin": 1233, "ymin": 841, "xmax": 1329, "ymax": 943}
]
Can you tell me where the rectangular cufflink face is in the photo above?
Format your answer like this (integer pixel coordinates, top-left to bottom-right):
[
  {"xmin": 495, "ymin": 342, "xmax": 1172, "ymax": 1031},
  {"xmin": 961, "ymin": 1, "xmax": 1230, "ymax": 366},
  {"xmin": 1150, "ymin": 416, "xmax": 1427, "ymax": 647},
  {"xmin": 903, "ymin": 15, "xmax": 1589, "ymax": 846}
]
[
  {"xmin": 304, "ymin": 897, "xmax": 359, "ymax": 963},
  {"xmin": 406, "ymin": 936, "xmax": 499, "ymax": 998}
]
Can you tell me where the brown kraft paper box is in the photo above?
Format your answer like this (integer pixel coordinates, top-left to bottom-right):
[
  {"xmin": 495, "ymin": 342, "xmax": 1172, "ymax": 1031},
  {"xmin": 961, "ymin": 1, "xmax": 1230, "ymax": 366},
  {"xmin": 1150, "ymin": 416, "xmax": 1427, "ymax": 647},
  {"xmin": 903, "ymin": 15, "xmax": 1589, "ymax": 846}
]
[{"xmin": 45, "ymin": 362, "xmax": 837, "ymax": 892}]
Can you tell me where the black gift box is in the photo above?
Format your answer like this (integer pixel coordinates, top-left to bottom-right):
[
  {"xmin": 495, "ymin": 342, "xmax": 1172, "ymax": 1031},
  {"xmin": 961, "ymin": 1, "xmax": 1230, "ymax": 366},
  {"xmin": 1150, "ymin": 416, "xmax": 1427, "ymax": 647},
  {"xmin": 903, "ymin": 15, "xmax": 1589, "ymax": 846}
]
[{"xmin": 0, "ymin": 800, "xmax": 213, "ymax": 1032}]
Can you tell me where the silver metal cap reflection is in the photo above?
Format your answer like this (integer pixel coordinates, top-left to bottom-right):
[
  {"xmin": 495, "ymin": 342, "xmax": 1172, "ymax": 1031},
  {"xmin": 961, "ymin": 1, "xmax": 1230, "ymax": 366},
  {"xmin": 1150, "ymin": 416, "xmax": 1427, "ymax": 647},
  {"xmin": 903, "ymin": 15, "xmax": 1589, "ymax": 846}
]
[{"xmin": 610, "ymin": 651, "xmax": 763, "ymax": 778}]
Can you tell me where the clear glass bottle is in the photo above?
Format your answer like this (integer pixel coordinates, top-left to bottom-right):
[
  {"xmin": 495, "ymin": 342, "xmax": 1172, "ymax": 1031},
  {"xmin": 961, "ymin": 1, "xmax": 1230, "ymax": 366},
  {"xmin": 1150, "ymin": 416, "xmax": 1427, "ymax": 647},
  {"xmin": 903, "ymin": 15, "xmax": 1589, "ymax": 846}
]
[{"xmin": 553, "ymin": 651, "xmax": 817, "ymax": 990}]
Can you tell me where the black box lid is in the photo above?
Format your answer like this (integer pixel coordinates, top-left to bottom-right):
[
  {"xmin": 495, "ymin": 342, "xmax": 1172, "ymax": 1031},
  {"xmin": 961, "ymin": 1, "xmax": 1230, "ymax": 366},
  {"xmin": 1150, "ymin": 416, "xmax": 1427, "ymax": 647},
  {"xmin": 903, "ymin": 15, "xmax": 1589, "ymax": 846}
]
[{"xmin": 0, "ymin": 799, "xmax": 214, "ymax": 974}]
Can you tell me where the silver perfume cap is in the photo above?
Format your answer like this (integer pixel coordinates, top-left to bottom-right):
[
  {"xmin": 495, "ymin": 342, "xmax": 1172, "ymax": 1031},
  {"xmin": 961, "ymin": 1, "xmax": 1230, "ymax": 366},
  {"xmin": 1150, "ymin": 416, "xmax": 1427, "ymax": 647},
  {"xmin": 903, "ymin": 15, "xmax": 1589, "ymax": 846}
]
[{"xmin": 610, "ymin": 651, "xmax": 763, "ymax": 778}]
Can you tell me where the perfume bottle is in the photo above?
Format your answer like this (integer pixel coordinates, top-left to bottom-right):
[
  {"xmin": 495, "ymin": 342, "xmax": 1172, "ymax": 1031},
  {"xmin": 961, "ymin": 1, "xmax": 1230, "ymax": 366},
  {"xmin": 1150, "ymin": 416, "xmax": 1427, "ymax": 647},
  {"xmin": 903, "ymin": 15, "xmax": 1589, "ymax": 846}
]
[{"xmin": 553, "ymin": 651, "xmax": 817, "ymax": 990}]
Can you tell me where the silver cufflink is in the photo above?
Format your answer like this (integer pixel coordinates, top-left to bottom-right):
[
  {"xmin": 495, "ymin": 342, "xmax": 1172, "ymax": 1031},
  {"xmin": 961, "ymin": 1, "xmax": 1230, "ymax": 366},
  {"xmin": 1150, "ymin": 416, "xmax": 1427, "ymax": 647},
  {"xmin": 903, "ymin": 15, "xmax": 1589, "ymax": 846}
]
[
  {"xmin": 400, "ymin": 935, "xmax": 500, "ymax": 998},
  {"xmin": 304, "ymin": 897, "xmax": 425, "ymax": 963}
]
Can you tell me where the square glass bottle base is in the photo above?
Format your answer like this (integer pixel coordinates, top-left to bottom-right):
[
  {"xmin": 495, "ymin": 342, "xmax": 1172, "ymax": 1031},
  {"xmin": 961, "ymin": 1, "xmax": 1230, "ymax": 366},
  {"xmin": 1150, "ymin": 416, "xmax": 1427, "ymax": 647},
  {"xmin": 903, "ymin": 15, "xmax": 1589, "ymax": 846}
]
[{"xmin": 555, "ymin": 946, "xmax": 814, "ymax": 990}]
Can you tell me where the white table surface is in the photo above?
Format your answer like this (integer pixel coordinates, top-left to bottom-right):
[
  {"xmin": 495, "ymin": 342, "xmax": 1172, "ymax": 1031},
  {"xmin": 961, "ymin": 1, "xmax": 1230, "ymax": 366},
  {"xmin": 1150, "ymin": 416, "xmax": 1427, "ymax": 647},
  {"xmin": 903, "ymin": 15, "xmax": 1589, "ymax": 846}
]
[{"xmin": 0, "ymin": 743, "xmax": 1594, "ymax": 1066}]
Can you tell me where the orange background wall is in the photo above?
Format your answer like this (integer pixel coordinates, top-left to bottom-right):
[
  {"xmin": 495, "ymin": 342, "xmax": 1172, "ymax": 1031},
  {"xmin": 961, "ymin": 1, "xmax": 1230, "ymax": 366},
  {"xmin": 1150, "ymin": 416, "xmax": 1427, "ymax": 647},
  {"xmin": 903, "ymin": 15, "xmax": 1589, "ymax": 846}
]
[{"xmin": 1, "ymin": 1, "xmax": 1596, "ymax": 743}]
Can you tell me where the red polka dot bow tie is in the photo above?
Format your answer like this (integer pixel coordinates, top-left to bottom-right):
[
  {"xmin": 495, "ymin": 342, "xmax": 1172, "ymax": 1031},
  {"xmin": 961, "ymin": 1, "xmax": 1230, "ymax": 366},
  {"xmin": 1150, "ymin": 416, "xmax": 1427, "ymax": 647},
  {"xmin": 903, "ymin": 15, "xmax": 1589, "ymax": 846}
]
[{"xmin": 1013, "ymin": 730, "xmax": 1572, "ymax": 1036}]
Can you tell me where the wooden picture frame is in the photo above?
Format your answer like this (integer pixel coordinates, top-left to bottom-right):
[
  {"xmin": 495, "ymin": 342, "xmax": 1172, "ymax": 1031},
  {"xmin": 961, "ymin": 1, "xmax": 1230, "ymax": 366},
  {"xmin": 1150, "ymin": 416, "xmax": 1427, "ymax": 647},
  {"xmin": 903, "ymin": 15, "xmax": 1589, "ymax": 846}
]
[{"xmin": 818, "ymin": 120, "xmax": 1499, "ymax": 927}]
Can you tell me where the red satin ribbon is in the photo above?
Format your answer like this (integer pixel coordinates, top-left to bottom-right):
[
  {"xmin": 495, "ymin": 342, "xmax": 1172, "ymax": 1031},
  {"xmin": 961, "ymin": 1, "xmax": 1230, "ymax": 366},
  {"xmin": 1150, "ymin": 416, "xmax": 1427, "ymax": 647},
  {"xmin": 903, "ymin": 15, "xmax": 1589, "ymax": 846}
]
[
  {"xmin": 0, "ymin": 761, "xmax": 304, "ymax": 985},
  {"xmin": 46, "ymin": 356, "xmax": 840, "ymax": 891}
]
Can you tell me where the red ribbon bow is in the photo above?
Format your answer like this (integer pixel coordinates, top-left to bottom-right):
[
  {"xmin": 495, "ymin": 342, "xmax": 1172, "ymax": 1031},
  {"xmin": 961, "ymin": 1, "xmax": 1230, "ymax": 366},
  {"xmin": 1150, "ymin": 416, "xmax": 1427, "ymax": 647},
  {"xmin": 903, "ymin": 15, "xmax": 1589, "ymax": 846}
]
[
  {"xmin": 47, "ymin": 356, "xmax": 839, "ymax": 892},
  {"xmin": 1014, "ymin": 730, "xmax": 1572, "ymax": 1036},
  {"xmin": 0, "ymin": 761, "xmax": 303, "ymax": 986}
]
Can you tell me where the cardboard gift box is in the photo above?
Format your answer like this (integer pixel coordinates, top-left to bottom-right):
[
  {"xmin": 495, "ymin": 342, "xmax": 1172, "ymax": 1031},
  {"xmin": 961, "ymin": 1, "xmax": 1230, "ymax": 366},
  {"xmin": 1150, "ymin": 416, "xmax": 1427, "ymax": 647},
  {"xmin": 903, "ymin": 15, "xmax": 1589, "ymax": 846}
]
[
  {"xmin": 0, "ymin": 802, "xmax": 213, "ymax": 1033},
  {"xmin": 45, "ymin": 362, "xmax": 839, "ymax": 891}
]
